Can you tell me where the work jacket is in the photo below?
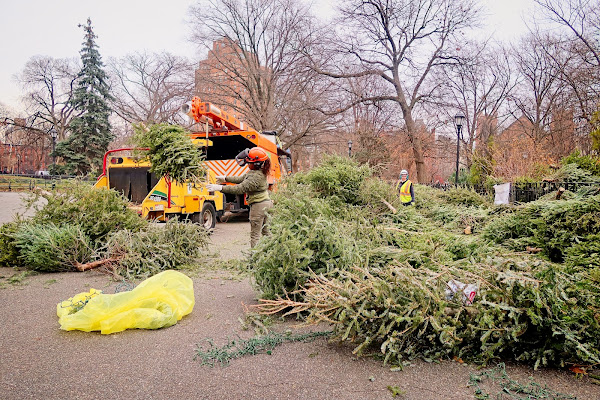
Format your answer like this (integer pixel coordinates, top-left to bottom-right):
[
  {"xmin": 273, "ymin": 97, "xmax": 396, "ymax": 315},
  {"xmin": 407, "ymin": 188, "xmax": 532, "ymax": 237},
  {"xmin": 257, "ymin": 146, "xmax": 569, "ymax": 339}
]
[{"xmin": 221, "ymin": 170, "xmax": 270, "ymax": 205}]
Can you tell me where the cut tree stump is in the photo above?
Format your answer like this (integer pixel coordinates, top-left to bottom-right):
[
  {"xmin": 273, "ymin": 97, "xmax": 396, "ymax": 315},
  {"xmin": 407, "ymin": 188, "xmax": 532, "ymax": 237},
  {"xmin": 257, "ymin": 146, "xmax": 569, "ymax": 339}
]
[
  {"xmin": 75, "ymin": 258, "xmax": 121, "ymax": 272},
  {"xmin": 526, "ymin": 246, "xmax": 543, "ymax": 254},
  {"xmin": 381, "ymin": 198, "xmax": 397, "ymax": 214}
]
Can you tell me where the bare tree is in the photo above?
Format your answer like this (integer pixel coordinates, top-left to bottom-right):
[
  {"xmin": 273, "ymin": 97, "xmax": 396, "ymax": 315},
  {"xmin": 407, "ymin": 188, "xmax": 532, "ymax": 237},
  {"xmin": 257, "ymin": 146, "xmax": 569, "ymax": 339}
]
[
  {"xmin": 534, "ymin": 0, "xmax": 600, "ymax": 132},
  {"xmin": 508, "ymin": 32, "xmax": 568, "ymax": 145},
  {"xmin": 188, "ymin": 0, "xmax": 335, "ymax": 148},
  {"xmin": 534, "ymin": 0, "xmax": 600, "ymax": 66},
  {"xmin": 0, "ymin": 56, "xmax": 81, "ymax": 171},
  {"xmin": 340, "ymin": 75, "xmax": 404, "ymax": 172},
  {"xmin": 108, "ymin": 52, "xmax": 195, "ymax": 126},
  {"xmin": 440, "ymin": 40, "xmax": 516, "ymax": 169},
  {"xmin": 308, "ymin": 0, "xmax": 481, "ymax": 182},
  {"xmin": 15, "ymin": 55, "xmax": 79, "ymax": 140}
]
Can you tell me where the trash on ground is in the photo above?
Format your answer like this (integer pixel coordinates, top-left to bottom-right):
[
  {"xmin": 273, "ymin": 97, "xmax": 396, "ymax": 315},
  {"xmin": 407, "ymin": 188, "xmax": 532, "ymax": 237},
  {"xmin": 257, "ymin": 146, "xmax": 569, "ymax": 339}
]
[
  {"xmin": 445, "ymin": 279, "xmax": 478, "ymax": 305},
  {"xmin": 56, "ymin": 270, "xmax": 194, "ymax": 334}
]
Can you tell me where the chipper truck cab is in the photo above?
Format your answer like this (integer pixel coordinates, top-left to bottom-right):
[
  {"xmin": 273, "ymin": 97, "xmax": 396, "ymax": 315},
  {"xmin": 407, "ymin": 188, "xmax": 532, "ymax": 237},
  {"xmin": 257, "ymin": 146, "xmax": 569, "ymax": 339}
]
[{"xmin": 94, "ymin": 97, "xmax": 290, "ymax": 229}]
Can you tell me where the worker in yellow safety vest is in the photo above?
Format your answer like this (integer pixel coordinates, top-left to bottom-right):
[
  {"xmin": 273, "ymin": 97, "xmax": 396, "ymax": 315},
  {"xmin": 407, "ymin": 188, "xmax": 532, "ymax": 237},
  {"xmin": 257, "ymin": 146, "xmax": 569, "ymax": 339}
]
[{"xmin": 395, "ymin": 169, "xmax": 414, "ymax": 206}]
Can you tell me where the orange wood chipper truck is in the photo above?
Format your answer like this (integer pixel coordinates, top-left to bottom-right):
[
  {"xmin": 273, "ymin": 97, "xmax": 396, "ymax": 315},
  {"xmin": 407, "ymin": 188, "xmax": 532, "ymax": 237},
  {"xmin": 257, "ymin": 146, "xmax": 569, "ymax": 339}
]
[{"xmin": 94, "ymin": 97, "xmax": 291, "ymax": 229}]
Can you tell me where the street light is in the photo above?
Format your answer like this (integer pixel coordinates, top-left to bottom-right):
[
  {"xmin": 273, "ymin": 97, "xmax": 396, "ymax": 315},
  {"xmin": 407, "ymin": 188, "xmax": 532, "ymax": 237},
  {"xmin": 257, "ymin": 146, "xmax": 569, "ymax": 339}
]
[
  {"xmin": 49, "ymin": 127, "xmax": 58, "ymax": 166},
  {"xmin": 348, "ymin": 140, "xmax": 353, "ymax": 157},
  {"xmin": 454, "ymin": 112, "xmax": 465, "ymax": 186}
]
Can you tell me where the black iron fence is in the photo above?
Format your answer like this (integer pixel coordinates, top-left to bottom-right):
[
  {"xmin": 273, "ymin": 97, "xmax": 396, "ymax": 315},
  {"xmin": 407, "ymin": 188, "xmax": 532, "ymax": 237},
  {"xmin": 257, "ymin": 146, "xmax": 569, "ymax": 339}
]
[
  {"xmin": 510, "ymin": 181, "xmax": 598, "ymax": 203},
  {"xmin": 427, "ymin": 181, "xmax": 599, "ymax": 203},
  {"xmin": 0, "ymin": 174, "xmax": 91, "ymax": 192}
]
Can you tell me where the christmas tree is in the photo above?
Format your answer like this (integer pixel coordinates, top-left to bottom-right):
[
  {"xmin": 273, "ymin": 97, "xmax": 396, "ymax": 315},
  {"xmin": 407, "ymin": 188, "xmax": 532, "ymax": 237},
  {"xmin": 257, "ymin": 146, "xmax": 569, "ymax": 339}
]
[{"xmin": 53, "ymin": 18, "xmax": 113, "ymax": 175}]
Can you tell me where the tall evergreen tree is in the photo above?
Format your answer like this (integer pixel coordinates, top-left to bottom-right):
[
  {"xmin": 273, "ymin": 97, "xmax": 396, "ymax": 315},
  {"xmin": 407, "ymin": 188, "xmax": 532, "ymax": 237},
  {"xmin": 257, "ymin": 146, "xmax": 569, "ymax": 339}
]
[{"xmin": 53, "ymin": 18, "xmax": 113, "ymax": 175}]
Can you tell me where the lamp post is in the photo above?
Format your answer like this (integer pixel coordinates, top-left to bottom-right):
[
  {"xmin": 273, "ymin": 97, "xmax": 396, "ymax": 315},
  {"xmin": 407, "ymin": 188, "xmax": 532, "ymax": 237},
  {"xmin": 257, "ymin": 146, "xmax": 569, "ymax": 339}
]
[
  {"xmin": 49, "ymin": 127, "xmax": 58, "ymax": 167},
  {"xmin": 348, "ymin": 140, "xmax": 353, "ymax": 157},
  {"xmin": 454, "ymin": 112, "xmax": 465, "ymax": 186}
]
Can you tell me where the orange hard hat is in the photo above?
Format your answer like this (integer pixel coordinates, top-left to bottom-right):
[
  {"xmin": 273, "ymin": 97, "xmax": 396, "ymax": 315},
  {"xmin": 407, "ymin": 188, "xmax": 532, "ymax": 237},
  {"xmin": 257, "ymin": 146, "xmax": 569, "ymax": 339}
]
[{"xmin": 245, "ymin": 147, "xmax": 269, "ymax": 163}]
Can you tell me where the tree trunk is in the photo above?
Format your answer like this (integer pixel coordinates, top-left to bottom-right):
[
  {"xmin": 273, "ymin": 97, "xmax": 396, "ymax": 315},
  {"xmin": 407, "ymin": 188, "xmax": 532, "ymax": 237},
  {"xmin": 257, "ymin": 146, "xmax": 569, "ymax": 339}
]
[
  {"xmin": 413, "ymin": 145, "xmax": 426, "ymax": 184},
  {"xmin": 404, "ymin": 114, "xmax": 426, "ymax": 183}
]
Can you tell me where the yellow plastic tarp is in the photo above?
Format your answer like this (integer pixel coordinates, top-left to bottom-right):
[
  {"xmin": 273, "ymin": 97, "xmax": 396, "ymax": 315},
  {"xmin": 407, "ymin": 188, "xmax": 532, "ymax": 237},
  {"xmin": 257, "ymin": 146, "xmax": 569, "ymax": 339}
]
[{"xmin": 57, "ymin": 270, "xmax": 194, "ymax": 334}]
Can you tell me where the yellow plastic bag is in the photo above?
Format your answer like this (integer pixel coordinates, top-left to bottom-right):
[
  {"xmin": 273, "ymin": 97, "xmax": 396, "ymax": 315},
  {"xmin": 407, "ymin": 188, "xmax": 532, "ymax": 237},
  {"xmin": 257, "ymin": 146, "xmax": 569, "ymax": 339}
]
[{"xmin": 57, "ymin": 270, "xmax": 194, "ymax": 334}]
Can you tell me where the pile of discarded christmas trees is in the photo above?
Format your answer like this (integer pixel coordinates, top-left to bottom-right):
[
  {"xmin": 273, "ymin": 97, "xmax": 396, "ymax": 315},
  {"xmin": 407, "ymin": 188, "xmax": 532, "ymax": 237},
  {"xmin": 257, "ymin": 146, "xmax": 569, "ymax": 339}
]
[{"xmin": 249, "ymin": 155, "xmax": 600, "ymax": 370}]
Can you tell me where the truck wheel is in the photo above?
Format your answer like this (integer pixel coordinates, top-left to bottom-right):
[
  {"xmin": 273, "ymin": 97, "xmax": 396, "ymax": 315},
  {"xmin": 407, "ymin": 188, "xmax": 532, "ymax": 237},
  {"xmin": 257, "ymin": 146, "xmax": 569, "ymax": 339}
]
[{"xmin": 194, "ymin": 202, "xmax": 216, "ymax": 230}]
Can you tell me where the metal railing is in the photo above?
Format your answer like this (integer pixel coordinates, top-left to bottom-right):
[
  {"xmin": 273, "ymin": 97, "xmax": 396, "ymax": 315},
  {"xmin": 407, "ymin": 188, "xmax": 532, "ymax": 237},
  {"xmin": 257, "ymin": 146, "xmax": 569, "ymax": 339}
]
[
  {"xmin": 511, "ymin": 181, "xmax": 598, "ymax": 203},
  {"xmin": 0, "ymin": 174, "xmax": 92, "ymax": 192},
  {"xmin": 426, "ymin": 181, "xmax": 599, "ymax": 203}
]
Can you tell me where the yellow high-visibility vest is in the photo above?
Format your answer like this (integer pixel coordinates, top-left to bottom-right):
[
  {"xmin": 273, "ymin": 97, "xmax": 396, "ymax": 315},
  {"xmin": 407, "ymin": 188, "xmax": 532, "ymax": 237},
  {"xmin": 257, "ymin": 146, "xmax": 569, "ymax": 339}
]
[{"xmin": 396, "ymin": 180, "xmax": 412, "ymax": 203}]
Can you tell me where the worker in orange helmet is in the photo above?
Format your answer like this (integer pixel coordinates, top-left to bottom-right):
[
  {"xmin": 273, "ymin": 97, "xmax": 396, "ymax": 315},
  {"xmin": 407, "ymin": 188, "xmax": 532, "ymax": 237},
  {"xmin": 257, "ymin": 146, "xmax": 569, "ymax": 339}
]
[
  {"xmin": 206, "ymin": 147, "xmax": 273, "ymax": 247},
  {"xmin": 395, "ymin": 169, "xmax": 414, "ymax": 206}
]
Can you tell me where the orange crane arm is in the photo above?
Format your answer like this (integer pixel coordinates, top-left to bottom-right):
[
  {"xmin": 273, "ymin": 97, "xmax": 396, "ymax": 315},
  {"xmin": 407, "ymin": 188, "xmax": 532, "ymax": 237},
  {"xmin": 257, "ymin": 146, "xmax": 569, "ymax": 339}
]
[{"xmin": 188, "ymin": 96, "xmax": 257, "ymax": 133}]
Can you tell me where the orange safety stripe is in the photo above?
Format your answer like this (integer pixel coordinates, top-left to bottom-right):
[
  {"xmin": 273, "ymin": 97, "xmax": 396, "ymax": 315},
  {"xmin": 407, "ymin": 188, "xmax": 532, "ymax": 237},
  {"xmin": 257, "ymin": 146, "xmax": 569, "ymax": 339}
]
[{"xmin": 204, "ymin": 160, "xmax": 249, "ymax": 177}]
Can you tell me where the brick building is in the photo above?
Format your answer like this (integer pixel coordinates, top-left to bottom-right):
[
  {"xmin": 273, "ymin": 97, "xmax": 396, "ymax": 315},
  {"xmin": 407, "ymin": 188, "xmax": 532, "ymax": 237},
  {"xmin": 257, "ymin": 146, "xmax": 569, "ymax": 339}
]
[
  {"xmin": 0, "ymin": 123, "xmax": 51, "ymax": 174},
  {"xmin": 195, "ymin": 38, "xmax": 247, "ymax": 122}
]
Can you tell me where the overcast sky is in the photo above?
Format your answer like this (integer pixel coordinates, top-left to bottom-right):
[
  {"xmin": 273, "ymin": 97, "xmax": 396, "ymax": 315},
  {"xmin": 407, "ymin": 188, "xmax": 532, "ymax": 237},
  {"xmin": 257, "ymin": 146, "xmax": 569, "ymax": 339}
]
[{"xmin": 0, "ymin": 0, "xmax": 535, "ymax": 113}]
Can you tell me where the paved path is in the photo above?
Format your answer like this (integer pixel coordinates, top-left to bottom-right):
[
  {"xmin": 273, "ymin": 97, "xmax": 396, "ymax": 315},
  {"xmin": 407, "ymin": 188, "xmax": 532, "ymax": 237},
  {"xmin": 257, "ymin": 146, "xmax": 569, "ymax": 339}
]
[
  {"xmin": 1, "ymin": 192, "xmax": 598, "ymax": 399},
  {"xmin": 0, "ymin": 192, "xmax": 38, "ymax": 224}
]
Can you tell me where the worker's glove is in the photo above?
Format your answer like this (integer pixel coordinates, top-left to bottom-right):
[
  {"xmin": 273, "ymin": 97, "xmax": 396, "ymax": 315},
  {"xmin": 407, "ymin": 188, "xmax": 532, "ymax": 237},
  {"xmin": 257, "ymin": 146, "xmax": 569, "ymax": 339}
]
[
  {"xmin": 206, "ymin": 184, "xmax": 223, "ymax": 192},
  {"xmin": 215, "ymin": 175, "xmax": 226, "ymax": 183}
]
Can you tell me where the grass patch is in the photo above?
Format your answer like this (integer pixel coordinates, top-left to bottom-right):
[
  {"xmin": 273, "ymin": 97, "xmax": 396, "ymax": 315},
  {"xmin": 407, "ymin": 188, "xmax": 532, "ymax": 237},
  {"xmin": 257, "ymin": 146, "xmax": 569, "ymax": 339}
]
[
  {"xmin": 5, "ymin": 270, "xmax": 38, "ymax": 286},
  {"xmin": 469, "ymin": 363, "xmax": 576, "ymax": 399},
  {"xmin": 194, "ymin": 331, "xmax": 332, "ymax": 367}
]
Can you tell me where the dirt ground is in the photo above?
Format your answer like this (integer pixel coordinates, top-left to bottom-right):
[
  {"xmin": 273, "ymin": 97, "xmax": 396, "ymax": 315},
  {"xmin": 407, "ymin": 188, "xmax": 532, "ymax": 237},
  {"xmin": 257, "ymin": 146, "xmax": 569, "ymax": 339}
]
[{"xmin": 0, "ymin": 192, "xmax": 598, "ymax": 400}]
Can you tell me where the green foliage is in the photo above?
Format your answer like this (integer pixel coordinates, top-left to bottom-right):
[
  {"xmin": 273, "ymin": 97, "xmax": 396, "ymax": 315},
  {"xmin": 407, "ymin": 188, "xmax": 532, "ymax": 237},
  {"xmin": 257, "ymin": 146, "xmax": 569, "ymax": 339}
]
[
  {"xmin": 250, "ymin": 156, "xmax": 600, "ymax": 370},
  {"xmin": 194, "ymin": 331, "xmax": 331, "ymax": 367},
  {"xmin": 132, "ymin": 123, "xmax": 206, "ymax": 184},
  {"xmin": 102, "ymin": 220, "xmax": 209, "ymax": 279},
  {"xmin": 53, "ymin": 18, "xmax": 113, "ymax": 175},
  {"xmin": 387, "ymin": 386, "xmax": 405, "ymax": 398},
  {"xmin": 469, "ymin": 153, "xmax": 495, "ymax": 186},
  {"xmin": 296, "ymin": 257, "xmax": 600, "ymax": 369},
  {"xmin": 564, "ymin": 234, "xmax": 600, "ymax": 268},
  {"xmin": 5, "ymin": 270, "xmax": 38, "ymax": 286},
  {"xmin": 528, "ymin": 162, "xmax": 554, "ymax": 180},
  {"xmin": 561, "ymin": 150, "xmax": 600, "ymax": 176},
  {"xmin": 49, "ymin": 163, "xmax": 80, "ymax": 176},
  {"xmin": 448, "ymin": 168, "xmax": 470, "ymax": 185},
  {"xmin": 299, "ymin": 155, "xmax": 371, "ymax": 205},
  {"xmin": 254, "ymin": 159, "xmax": 417, "ymax": 299},
  {"xmin": 590, "ymin": 109, "xmax": 600, "ymax": 151},
  {"xmin": 439, "ymin": 187, "xmax": 489, "ymax": 207},
  {"xmin": 514, "ymin": 175, "xmax": 539, "ymax": 185},
  {"xmin": 481, "ymin": 209, "xmax": 536, "ymax": 249},
  {"xmin": 251, "ymin": 188, "xmax": 361, "ymax": 299},
  {"xmin": 13, "ymin": 223, "xmax": 93, "ymax": 272},
  {"xmin": 416, "ymin": 186, "xmax": 491, "ymax": 233},
  {"xmin": 28, "ymin": 181, "xmax": 146, "ymax": 244},
  {"xmin": 357, "ymin": 177, "xmax": 404, "ymax": 213},
  {"xmin": 0, "ymin": 222, "xmax": 21, "ymax": 266},
  {"xmin": 544, "ymin": 163, "xmax": 600, "ymax": 183},
  {"xmin": 3, "ymin": 182, "xmax": 207, "ymax": 276},
  {"xmin": 534, "ymin": 196, "xmax": 600, "ymax": 262},
  {"xmin": 469, "ymin": 363, "xmax": 576, "ymax": 400},
  {"xmin": 484, "ymin": 175, "xmax": 504, "ymax": 193},
  {"xmin": 483, "ymin": 195, "xmax": 600, "ymax": 263}
]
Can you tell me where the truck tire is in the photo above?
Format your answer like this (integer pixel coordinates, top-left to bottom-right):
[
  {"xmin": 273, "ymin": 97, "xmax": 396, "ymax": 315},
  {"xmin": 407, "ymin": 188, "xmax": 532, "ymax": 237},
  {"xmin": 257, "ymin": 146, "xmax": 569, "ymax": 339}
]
[{"xmin": 193, "ymin": 202, "xmax": 216, "ymax": 230}]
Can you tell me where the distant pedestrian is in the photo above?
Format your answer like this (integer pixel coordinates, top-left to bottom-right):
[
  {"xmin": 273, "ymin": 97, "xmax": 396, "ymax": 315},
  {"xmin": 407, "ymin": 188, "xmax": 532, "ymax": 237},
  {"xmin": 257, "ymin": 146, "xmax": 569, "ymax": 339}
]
[{"xmin": 395, "ymin": 169, "xmax": 414, "ymax": 206}]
